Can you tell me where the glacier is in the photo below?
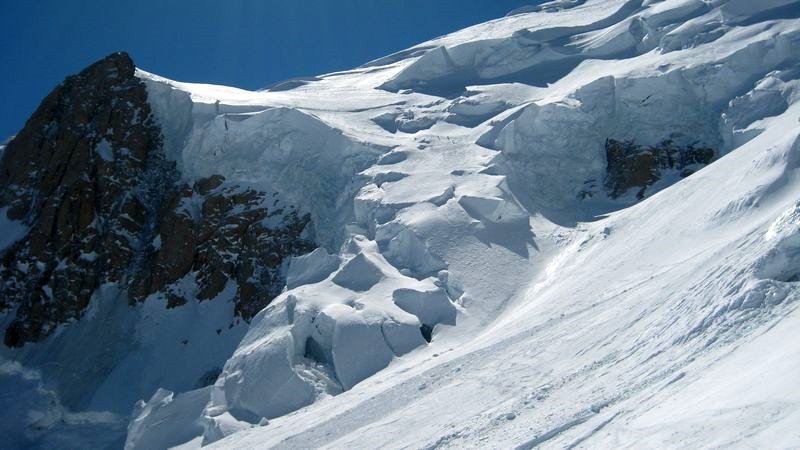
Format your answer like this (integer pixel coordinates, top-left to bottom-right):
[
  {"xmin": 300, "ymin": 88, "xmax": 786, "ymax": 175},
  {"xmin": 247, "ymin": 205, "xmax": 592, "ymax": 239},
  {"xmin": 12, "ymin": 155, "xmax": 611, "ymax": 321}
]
[{"xmin": 3, "ymin": 0, "xmax": 800, "ymax": 448}]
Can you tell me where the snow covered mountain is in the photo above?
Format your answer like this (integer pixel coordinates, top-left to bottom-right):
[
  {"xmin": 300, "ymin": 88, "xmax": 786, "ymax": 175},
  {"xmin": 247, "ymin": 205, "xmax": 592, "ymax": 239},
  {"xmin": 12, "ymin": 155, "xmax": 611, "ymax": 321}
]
[{"xmin": 3, "ymin": 0, "xmax": 800, "ymax": 448}]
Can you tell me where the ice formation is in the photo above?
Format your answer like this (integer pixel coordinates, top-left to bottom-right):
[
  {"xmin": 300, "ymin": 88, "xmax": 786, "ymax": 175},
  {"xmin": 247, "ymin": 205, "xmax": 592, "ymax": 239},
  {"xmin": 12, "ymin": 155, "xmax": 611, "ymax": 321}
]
[{"xmin": 3, "ymin": 0, "xmax": 800, "ymax": 448}]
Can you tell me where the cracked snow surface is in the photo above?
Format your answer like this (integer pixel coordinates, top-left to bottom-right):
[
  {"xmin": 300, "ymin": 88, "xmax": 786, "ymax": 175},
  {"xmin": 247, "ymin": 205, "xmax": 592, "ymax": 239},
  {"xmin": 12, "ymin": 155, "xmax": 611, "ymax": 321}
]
[{"xmin": 4, "ymin": 0, "xmax": 800, "ymax": 448}]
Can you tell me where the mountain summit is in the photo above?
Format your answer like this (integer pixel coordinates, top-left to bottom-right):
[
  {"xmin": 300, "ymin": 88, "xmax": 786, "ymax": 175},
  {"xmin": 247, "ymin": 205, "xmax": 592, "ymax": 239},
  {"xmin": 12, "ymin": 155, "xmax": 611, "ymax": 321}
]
[{"xmin": 2, "ymin": 1, "xmax": 800, "ymax": 448}]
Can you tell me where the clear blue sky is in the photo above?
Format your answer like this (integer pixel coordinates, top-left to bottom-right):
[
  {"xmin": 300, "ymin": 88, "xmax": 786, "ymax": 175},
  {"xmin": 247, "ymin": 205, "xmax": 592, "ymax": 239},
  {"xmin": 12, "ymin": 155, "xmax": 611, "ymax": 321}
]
[{"xmin": 0, "ymin": 0, "xmax": 544, "ymax": 139}]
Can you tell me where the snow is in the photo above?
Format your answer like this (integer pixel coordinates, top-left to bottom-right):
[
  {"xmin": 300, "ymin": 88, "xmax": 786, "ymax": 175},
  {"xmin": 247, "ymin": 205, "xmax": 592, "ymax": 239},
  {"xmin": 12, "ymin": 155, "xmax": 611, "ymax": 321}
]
[
  {"xmin": 392, "ymin": 285, "xmax": 456, "ymax": 328},
  {"xmin": 125, "ymin": 387, "xmax": 211, "ymax": 450},
  {"xmin": 0, "ymin": 358, "xmax": 127, "ymax": 448},
  {"xmin": 285, "ymin": 247, "xmax": 339, "ymax": 289},
  {"xmin": 138, "ymin": 90, "xmax": 391, "ymax": 248},
  {"xmin": 86, "ymin": 281, "xmax": 248, "ymax": 413},
  {"xmin": 204, "ymin": 104, "xmax": 800, "ymax": 449},
  {"xmin": 314, "ymin": 303, "xmax": 398, "ymax": 390},
  {"xmin": 189, "ymin": 1, "xmax": 800, "ymax": 446},
  {"xmin": 1, "ymin": 282, "xmax": 249, "ymax": 446},
  {"xmin": 94, "ymin": 139, "xmax": 115, "ymax": 162},
  {"xmin": 179, "ymin": 233, "xmax": 458, "ymax": 446},
  {"xmin": 588, "ymin": 306, "xmax": 800, "ymax": 448},
  {"xmin": 5, "ymin": 0, "xmax": 800, "ymax": 447},
  {"xmin": 0, "ymin": 206, "xmax": 27, "ymax": 252}
]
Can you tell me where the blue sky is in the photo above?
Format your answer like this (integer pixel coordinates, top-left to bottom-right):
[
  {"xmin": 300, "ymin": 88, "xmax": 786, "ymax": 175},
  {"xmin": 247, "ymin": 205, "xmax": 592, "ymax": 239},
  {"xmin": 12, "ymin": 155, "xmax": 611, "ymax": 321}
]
[{"xmin": 0, "ymin": 0, "xmax": 544, "ymax": 139}]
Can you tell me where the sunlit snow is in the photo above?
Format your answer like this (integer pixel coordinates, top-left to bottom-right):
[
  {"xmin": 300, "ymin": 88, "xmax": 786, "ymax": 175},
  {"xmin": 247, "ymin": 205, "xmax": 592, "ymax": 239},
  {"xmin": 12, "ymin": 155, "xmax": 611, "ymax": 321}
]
[{"xmin": 4, "ymin": 0, "xmax": 800, "ymax": 448}]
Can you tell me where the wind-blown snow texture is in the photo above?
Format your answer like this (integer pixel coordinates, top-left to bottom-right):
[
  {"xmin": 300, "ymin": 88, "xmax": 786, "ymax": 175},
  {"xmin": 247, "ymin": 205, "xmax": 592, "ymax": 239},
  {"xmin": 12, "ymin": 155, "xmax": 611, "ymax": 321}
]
[{"xmin": 5, "ymin": 0, "xmax": 800, "ymax": 448}]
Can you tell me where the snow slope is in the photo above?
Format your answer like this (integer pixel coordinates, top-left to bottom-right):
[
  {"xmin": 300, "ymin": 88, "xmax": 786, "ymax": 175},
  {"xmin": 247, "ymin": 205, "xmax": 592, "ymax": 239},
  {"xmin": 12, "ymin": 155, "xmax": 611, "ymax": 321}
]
[
  {"xmin": 211, "ymin": 104, "xmax": 800, "ymax": 449},
  {"xmin": 122, "ymin": 1, "xmax": 800, "ymax": 447},
  {"xmin": 6, "ymin": 0, "xmax": 800, "ymax": 448}
]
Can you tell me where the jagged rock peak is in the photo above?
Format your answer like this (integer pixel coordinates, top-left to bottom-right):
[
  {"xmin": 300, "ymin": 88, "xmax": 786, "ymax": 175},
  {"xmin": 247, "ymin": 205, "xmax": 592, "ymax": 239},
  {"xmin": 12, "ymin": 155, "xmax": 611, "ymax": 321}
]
[
  {"xmin": 0, "ymin": 50, "xmax": 167, "ymax": 346},
  {"xmin": 78, "ymin": 51, "xmax": 137, "ymax": 79},
  {"xmin": 0, "ymin": 51, "xmax": 315, "ymax": 347}
]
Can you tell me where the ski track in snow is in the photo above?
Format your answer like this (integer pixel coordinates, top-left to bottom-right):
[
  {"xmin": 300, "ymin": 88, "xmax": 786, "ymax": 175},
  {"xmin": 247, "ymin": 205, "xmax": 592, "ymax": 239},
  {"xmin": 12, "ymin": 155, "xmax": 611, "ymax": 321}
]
[{"xmin": 4, "ymin": 0, "xmax": 800, "ymax": 448}]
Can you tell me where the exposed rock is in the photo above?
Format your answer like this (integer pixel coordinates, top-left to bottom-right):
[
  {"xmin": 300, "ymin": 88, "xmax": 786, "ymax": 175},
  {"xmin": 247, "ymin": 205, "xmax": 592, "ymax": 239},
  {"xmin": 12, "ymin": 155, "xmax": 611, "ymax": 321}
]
[
  {"xmin": 0, "ymin": 52, "xmax": 167, "ymax": 346},
  {"xmin": 131, "ymin": 177, "xmax": 315, "ymax": 319},
  {"xmin": 602, "ymin": 138, "xmax": 714, "ymax": 200},
  {"xmin": 0, "ymin": 53, "xmax": 314, "ymax": 347}
]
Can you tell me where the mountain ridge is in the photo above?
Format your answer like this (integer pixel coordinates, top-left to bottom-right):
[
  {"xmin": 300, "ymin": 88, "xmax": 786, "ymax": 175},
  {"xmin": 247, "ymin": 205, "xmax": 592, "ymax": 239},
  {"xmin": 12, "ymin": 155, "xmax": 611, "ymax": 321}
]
[{"xmin": 2, "ymin": 1, "xmax": 800, "ymax": 448}]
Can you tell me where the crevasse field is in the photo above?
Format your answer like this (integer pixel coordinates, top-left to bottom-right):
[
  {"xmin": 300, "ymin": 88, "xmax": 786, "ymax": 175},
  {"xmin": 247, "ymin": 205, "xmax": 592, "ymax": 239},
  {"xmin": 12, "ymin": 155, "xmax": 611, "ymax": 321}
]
[{"xmin": 3, "ymin": 0, "xmax": 800, "ymax": 448}]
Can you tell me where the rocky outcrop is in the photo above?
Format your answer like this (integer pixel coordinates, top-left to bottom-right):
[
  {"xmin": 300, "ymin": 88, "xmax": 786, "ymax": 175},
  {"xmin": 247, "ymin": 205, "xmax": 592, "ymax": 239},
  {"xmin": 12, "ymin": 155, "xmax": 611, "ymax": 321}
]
[
  {"xmin": 0, "ymin": 53, "xmax": 314, "ymax": 347},
  {"xmin": 130, "ymin": 176, "xmax": 314, "ymax": 319},
  {"xmin": 602, "ymin": 138, "xmax": 714, "ymax": 200},
  {"xmin": 0, "ymin": 52, "xmax": 167, "ymax": 346}
]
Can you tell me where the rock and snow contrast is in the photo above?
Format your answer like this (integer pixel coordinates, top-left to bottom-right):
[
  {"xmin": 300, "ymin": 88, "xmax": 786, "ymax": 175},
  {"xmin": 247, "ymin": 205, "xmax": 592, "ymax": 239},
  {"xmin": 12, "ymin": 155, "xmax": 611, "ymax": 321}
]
[{"xmin": 3, "ymin": 0, "xmax": 800, "ymax": 448}]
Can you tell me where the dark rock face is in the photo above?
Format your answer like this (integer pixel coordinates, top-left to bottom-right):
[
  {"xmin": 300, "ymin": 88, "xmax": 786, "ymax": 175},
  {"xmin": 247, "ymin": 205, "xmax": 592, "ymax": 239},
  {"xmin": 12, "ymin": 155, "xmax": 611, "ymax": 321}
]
[
  {"xmin": 0, "ymin": 52, "xmax": 166, "ymax": 346},
  {"xmin": 0, "ymin": 52, "xmax": 314, "ymax": 347},
  {"xmin": 130, "ymin": 176, "xmax": 314, "ymax": 319},
  {"xmin": 603, "ymin": 138, "xmax": 714, "ymax": 200}
]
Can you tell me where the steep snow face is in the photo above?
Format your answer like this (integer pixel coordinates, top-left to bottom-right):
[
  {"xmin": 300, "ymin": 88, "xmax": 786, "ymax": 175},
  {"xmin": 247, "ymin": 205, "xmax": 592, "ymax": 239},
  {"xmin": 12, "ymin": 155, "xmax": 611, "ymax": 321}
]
[
  {"xmin": 119, "ymin": 1, "xmax": 800, "ymax": 448},
  {"xmin": 2, "ymin": 283, "xmax": 250, "ymax": 414},
  {"xmin": 139, "ymin": 73, "xmax": 392, "ymax": 249},
  {"xmin": 204, "ymin": 100, "xmax": 800, "ymax": 450},
  {"xmin": 0, "ymin": 358, "xmax": 127, "ymax": 449},
  {"xmin": 5, "ymin": 0, "xmax": 800, "ymax": 447}
]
